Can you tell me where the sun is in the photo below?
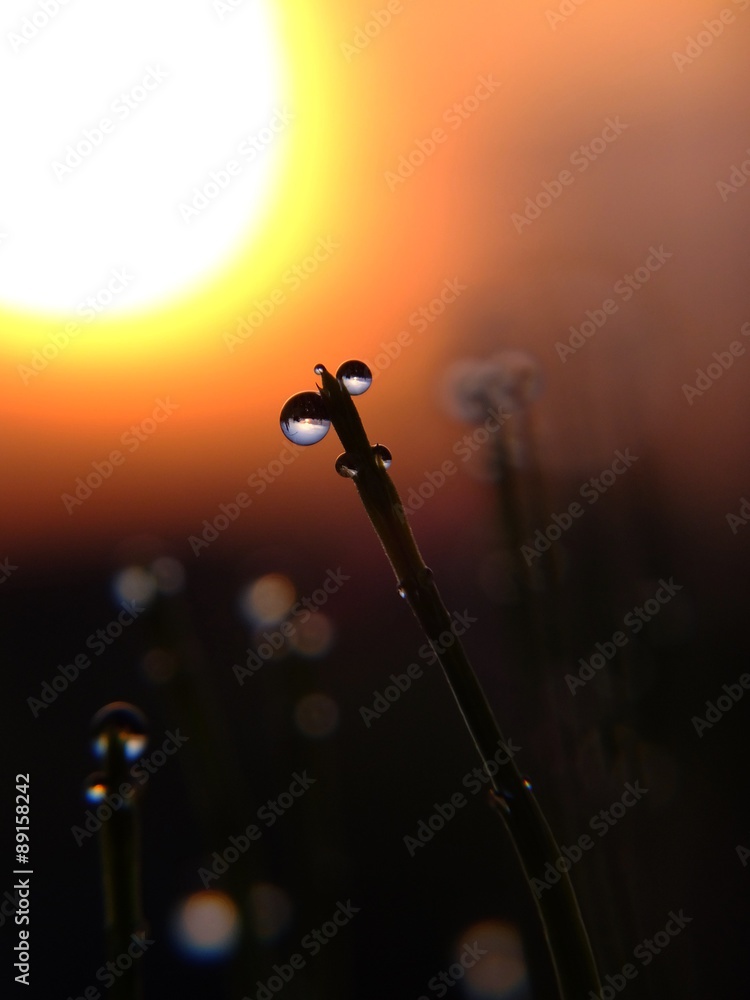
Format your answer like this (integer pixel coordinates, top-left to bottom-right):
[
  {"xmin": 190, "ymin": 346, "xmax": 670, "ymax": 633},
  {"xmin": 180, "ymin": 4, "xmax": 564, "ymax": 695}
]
[{"xmin": 0, "ymin": 0, "xmax": 328, "ymax": 365}]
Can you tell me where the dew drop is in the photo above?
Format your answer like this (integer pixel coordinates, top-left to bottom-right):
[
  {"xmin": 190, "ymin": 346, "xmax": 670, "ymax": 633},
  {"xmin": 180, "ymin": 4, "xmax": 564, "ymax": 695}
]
[
  {"xmin": 336, "ymin": 360, "xmax": 372, "ymax": 396},
  {"xmin": 397, "ymin": 583, "xmax": 407, "ymax": 599},
  {"xmin": 490, "ymin": 789, "xmax": 512, "ymax": 816},
  {"xmin": 371, "ymin": 444, "xmax": 392, "ymax": 468},
  {"xmin": 91, "ymin": 702, "xmax": 148, "ymax": 761},
  {"xmin": 522, "ymin": 777, "xmax": 533, "ymax": 792},
  {"xmin": 313, "ymin": 364, "xmax": 326, "ymax": 376},
  {"xmin": 335, "ymin": 452, "xmax": 360, "ymax": 478},
  {"xmin": 84, "ymin": 771, "xmax": 109, "ymax": 804},
  {"xmin": 279, "ymin": 391, "xmax": 331, "ymax": 445}
]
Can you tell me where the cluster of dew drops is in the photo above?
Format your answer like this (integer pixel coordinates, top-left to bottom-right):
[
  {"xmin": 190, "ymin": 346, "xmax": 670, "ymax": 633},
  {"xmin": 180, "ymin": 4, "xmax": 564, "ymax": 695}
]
[
  {"xmin": 279, "ymin": 360, "xmax": 392, "ymax": 478},
  {"xmin": 84, "ymin": 702, "xmax": 148, "ymax": 805}
]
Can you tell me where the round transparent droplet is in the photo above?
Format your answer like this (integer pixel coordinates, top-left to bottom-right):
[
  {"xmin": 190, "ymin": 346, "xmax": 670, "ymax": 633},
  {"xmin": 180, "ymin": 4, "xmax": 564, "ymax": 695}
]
[
  {"xmin": 84, "ymin": 771, "xmax": 109, "ymax": 804},
  {"xmin": 371, "ymin": 444, "xmax": 392, "ymax": 469},
  {"xmin": 279, "ymin": 391, "xmax": 331, "ymax": 445},
  {"xmin": 335, "ymin": 452, "xmax": 360, "ymax": 478},
  {"xmin": 336, "ymin": 360, "xmax": 372, "ymax": 396},
  {"xmin": 91, "ymin": 702, "xmax": 148, "ymax": 761},
  {"xmin": 314, "ymin": 363, "xmax": 326, "ymax": 376}
]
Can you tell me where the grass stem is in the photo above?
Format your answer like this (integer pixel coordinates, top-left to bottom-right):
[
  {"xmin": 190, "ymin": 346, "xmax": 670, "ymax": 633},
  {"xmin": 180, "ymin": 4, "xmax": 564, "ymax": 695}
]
[{"xmin": 316, "ymin": 364, "xmax": 602, "ymax": 1000}]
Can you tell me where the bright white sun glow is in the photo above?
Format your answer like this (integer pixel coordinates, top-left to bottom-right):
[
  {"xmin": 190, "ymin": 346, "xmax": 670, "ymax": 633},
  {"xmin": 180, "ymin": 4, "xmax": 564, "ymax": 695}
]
[{"xmin": 0, "ymin": 0, "xmax": 286, "ymax": 315}]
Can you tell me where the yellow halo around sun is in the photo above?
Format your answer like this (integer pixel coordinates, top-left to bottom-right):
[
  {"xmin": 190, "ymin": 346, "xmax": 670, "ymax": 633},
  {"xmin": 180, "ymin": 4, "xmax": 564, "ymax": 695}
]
[{"xmin": 0, "ymin": 0, "xmax": 330, "ymax": 369}]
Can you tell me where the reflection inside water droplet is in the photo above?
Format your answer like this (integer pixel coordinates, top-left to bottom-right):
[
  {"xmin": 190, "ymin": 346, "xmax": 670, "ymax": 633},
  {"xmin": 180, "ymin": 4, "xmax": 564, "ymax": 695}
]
[
  {"xmin": 522, "ymin": 777, "xmax": 533, "ymax": 792},
  {"xmin": 313, "ymin": 363, "xmax": 326, "ymax": 376},
  {"xmin": 84, "ymin": 772, "xmax": 109, "ymax": 804},
  {"xmin": 336, "ymin": 360, "xmax": 372, "ymax": 396},
  {"xmin": 91, "ymin": 702, "xmax": 148, "ymax": 761},
  {"xmin": 397, "ymin": 583, "xmax": 407, "ymax": 599},
  {"xmin": 371, "ymin": 444, "xmax": 392, "ymax": 468},
  {"xmin": 279, "ymin": 392, "xmax": 331, "ymax": 445},
  {"xmin": 335, "ymin": 452, "xmax": 360, "ymax": 478}
]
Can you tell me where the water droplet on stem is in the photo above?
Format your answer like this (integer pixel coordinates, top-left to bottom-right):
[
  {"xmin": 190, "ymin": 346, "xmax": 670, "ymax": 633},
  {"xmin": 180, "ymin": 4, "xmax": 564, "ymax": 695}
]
[
  {"xmin": 336, "ymin": 360, "xmax": 372, "ymax": 396},
  {"xmin": 84, "ymin": 771, "xmax": 109, "ymax": 804},
  {"xmin": 335, "ymin": 453, "xmax": 360, "ymax": 478},
  {"xmin": 279, "ymin": 392, "xmax": 331, "ymax": 445},
  {"xmin": 91, "ymin": 702, "xmax": 148, "ymax": 761},
  {"xmin": 371, "ymin": 444, "xmax": 392, "ymax": 468}
]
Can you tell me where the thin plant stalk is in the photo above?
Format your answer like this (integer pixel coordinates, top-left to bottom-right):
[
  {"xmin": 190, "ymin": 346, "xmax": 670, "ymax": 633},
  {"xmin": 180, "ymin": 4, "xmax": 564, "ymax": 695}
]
[
  {"xmin": 100, "ymin": 732, "xmax": 144, "ymax": 1000},
  {"xmin": 315, "ymin": 364, "xmax": 602, "ymax": 1000}
]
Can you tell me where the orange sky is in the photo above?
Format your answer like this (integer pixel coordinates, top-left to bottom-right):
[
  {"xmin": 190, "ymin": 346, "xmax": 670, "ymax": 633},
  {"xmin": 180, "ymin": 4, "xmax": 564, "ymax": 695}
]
[{"xmin": 2, "ymin": 0, "xmax": 748, "ymax": 557}]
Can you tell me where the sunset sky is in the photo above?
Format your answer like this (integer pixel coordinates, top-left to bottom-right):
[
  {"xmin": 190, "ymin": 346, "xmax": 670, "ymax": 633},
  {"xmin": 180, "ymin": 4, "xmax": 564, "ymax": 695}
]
[
  {"xmin": 2, "ymin": 3, "xmax": 749, "ymax": 998},
  {"xmin": 2, "ymin": 0, "xmax": 748, "ymax": 559}
]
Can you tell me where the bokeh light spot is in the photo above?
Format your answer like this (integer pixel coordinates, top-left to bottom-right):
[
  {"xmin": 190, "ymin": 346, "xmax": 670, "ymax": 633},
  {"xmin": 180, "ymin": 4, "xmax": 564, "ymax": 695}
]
[
  {"xmin": 240, "ymin": 573, "xmax": 296, "ymax": 627},
  {"xmin": 294, "ymin": 692, "xmax": 340, "ymax": 738},
  {"xmin": 173, "ymin": 890, "xmax": 240, "ymax": 962},
  {"xmin": 460, "ymin": 920, "xmax": 528, "ymax": 998}
]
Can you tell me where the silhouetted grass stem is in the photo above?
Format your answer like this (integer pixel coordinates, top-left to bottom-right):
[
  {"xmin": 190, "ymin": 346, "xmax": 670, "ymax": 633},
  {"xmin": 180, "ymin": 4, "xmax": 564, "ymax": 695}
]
[{"xmin": 317, "ymin": 366, "xmax": 601, "ymax": 1000}]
